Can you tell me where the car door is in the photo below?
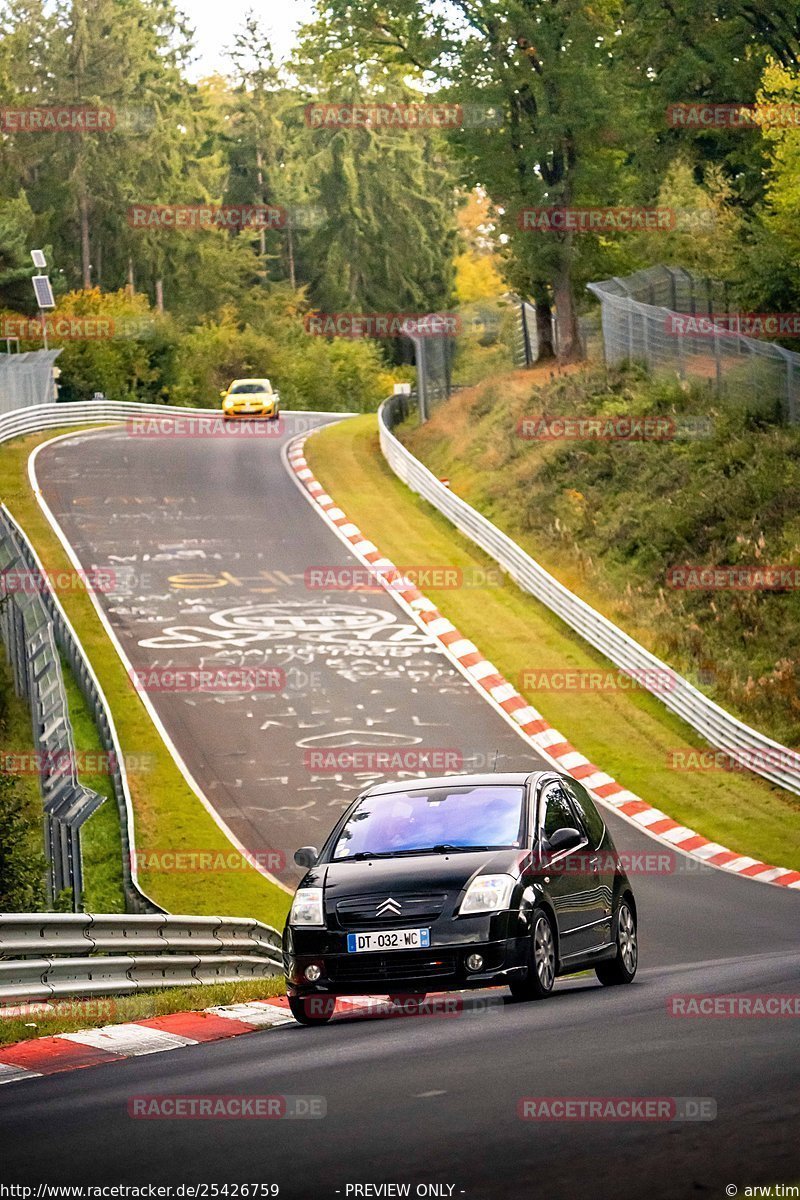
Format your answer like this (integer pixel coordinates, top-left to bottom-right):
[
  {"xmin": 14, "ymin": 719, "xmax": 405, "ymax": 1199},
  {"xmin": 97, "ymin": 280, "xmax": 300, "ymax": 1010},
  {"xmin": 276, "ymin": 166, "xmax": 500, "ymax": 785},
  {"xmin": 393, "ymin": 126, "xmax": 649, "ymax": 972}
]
[
  {"xmin": 537, "ymin": 780, "xmax": 607, "ymax": 960},
  {"xmin": 562, "ymin": 778, "xmax": 614, "ymax": 947}
]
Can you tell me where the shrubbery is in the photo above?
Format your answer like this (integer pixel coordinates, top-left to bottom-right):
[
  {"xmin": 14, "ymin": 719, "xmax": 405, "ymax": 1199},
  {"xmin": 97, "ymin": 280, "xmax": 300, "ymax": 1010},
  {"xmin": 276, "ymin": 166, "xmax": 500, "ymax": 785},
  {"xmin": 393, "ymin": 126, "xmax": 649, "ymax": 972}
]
[
  {"xmin": 3, "ymin": 287, "xmax": 396, "ymax": 412},
  {"xmin": 0, "ymin": 771, "xmax": 47, "ymax": 912},
  {"xmin": 403, "ymin": 363, "xmax": 800, "ymax": 746}
]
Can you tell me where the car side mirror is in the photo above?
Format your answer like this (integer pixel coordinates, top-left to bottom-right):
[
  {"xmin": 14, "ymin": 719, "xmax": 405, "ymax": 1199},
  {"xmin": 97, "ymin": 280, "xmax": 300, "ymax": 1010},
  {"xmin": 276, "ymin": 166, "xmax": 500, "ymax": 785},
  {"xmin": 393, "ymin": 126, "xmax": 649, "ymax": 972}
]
[
  {"xmin": 220, "ymin": 390, "xmax": 227, "ymax": 398},
  {"xmin": 546, "ymin": 827, "xmax": 583, "ymax": 854},
  {"xmin": 294, "ymin": 845, "xmax": 319, "ymax": 868}
]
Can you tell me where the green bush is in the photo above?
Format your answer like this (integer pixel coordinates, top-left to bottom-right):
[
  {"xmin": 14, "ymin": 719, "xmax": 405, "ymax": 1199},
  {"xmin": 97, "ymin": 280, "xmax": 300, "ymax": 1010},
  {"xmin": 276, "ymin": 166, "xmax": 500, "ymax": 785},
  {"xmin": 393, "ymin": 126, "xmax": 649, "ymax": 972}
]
[
  {"xmin": 170, "ymin": 307, "xmax": 392, "ymax": 412},
  {"xmin": 403, "ymin": 363, "xmax": 800, "ymax": 746},
  {"xmin": 0, "ymin": 770, "xmax": 47, "ymax": 911}
]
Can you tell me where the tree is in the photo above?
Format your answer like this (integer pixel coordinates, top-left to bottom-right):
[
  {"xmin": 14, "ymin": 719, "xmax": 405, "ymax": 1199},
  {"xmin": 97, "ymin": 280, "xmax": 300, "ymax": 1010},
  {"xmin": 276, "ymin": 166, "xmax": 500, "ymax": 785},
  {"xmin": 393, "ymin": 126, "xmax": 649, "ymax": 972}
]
[
  {"xmin": 1, "ymin": 0, "xmax": 203, "ymax": 297},
  {"xmin": 312, "ymin": 0, "xmax": 630, "ymax": 360},
  {"xmin": 291, "ymin": 29, "xmax": 458, "ymax": 325},
  {"xmin": 0, "ymin": 193, "xmax": 38, "ymax": 309}
]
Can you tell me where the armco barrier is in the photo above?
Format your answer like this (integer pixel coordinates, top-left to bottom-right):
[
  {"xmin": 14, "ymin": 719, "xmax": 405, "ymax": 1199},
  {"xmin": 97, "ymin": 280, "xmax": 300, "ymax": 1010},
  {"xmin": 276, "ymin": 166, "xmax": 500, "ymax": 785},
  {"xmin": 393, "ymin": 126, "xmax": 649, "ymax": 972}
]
[
  {"xmin": 0, "ymin": 399, "xmax": 340, "ymax": 915},
  {"xmin": 378, "ymin": 395, "xmax": 800, "ymax": 798},
  {"xmin": 0, "ymin": 398, "xmax": 341, "ymax": 447},
  {"xmin": 0, "ymin": 913, "xmax": 283, "ymax": 1003},
  {"xmin": 1, "ymin": 503, "xmax": 160, "ymax": 914}
]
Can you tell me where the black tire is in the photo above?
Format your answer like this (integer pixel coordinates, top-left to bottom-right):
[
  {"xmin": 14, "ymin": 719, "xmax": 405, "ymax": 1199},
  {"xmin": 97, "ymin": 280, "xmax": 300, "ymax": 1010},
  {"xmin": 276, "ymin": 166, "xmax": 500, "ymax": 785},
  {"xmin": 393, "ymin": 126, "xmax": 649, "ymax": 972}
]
[
  {"xmin": 595, "ymin": 898, "xmax": 638, "ymax": 986},
  {"xmin": 288, "ymin": 994, "xmax": 336, "ymax": 1026},
  {"xmin": 509, "ymin": 909, "xmax": 557, "ymax": 1002}
]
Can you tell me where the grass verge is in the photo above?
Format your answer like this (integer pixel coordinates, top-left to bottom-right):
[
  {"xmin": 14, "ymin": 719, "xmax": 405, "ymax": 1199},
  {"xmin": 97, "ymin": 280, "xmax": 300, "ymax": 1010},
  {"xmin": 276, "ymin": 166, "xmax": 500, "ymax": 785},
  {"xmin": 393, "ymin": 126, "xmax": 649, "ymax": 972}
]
[
  {"xmin": 305, "ymin": 415, "xmax": 800, "ymax": 871},
  {"xmin": 61, "ymin": 663, "xmax": 126, "ymax": 912},
  {"xmin": 0, "ymin": 977, "xmax": 286, "ymax": 1046},
  {"xmin": 1, "ymin": 427, "xmax": 290, "ymax": 927}
]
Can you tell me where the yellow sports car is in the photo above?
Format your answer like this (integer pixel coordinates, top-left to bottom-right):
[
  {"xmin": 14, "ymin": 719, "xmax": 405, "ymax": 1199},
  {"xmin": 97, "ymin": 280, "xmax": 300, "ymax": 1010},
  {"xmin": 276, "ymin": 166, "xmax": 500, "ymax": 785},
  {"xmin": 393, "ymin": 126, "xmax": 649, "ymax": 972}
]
[{"xmin": 220, "ymin": 378, "xmax": 280, "ymax": 420}]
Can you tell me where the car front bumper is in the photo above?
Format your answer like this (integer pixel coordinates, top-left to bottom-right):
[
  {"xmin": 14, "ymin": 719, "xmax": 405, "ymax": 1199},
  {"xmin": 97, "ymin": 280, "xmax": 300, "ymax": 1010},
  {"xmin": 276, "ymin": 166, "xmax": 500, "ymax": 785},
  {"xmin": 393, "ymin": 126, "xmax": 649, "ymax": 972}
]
[
  {"xmin": 222, "ymin": 406, "xmax": 278, "ymax": 418},
  {"xmin": 284, "ymin": 920, "xmax": 531, "ymax": 996}
]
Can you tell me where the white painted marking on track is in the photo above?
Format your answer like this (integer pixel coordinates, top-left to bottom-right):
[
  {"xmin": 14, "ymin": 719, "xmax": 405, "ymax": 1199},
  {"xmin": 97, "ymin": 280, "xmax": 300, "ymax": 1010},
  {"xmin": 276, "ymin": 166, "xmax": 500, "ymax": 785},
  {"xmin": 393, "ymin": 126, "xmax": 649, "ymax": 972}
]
[
  {"xmin": 60, "ymin": 1024, "xmax": 197, "ymax": 1055},
  {"xmin": 209, "ymin": 1002, "xmax": 296, "ymax": 1026},
  {"xmin": 0, "ymin": 1062, "xmax": 42, "ymax": 1085}
]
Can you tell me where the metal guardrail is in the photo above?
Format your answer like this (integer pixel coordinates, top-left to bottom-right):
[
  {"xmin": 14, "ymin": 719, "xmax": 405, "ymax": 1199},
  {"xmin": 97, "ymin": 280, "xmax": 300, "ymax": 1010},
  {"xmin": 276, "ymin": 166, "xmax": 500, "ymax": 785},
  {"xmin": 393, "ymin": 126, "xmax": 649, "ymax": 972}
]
[
  {"xmin": 0, "ymin": 504, "xmax": 160, "ymax": 914},
  {"xmin": 378, "ymin": 395, "xmax": 800, "ymax": 798},
  {"xmin": 1, "ymin": 524, "xmax": 104, "ymax": 909},
  {"xmin": 0, "ymin": 914, "xmax": 282, "ymax": 1003},
  {"xmin": 0, "ymin": 398, "xmax": 338, "ymax": 915},
  {"xmin": 0, "ymin": 398, "xmax": 335, "ymax": 446}
]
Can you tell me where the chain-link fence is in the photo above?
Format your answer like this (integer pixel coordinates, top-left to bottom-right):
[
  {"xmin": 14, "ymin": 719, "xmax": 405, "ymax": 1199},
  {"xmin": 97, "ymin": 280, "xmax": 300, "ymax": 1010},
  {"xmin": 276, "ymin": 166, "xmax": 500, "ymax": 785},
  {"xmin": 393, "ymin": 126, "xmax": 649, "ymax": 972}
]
[
  {"xmin": 0, "ymin": 350, "xmax": 61, "ymax": 414},
  {"xmin": 588, "ymin": 265, "xmax": 800, "ymax": 424},
  {"xmin": 406, "ymin": 298, "xmax": 540, "ymax": 421}
]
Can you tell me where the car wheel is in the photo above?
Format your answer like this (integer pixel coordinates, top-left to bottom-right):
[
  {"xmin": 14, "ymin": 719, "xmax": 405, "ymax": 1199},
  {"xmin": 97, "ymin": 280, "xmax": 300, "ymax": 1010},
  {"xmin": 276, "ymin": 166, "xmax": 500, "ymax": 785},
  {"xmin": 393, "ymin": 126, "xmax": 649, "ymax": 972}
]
[
  {"xmin": 288, "ymin": 994, "xmax": 336, "ymax": 1026},
  {"xmin": 509, "ymin": 909, "xmax": 556, "ymax": 1001},
  {"xmin": 595, "ymin": 898, "xmax": 638, "ymax": 986}
]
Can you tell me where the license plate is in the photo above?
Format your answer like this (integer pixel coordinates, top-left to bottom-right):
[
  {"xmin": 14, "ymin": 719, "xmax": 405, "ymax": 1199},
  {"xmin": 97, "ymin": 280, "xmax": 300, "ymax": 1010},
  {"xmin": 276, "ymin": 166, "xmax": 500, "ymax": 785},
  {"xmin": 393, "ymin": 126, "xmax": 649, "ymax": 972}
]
[{"xmin": 346, "ymin": 928, "xmax": 430, "ymax": 953}]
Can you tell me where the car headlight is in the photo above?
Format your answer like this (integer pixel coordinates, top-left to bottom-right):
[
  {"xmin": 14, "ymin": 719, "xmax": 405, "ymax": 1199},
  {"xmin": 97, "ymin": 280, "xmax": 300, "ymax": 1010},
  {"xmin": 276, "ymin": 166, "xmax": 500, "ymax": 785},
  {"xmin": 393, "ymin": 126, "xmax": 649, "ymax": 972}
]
[
  {"xmin": 459, "ymin": 874, "xmax": 516, "ymax": 915},
  {"xmin": 223, "ymin": 397, "xmax": 234, "ymax": 408},
  {"xmin": 290, "ymin": 887, "xmax": 325, "ymax": 926}
]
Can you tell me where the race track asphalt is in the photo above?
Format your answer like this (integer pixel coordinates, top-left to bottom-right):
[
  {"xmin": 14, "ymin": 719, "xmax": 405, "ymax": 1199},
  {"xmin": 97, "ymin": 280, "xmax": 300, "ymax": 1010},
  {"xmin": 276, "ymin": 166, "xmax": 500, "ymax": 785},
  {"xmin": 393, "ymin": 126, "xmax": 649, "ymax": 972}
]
[{"xmin": 4, "ymin": 411, "xmax": 796, "ymax": 1198}]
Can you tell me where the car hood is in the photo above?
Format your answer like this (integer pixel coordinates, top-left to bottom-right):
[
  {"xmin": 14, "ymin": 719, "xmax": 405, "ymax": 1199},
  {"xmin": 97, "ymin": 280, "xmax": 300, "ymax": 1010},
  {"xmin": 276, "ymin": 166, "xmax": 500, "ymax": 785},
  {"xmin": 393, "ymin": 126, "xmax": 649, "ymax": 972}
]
[{"xmin": 316, "ymin": 849, "xmax": 526, "ymax": 901}]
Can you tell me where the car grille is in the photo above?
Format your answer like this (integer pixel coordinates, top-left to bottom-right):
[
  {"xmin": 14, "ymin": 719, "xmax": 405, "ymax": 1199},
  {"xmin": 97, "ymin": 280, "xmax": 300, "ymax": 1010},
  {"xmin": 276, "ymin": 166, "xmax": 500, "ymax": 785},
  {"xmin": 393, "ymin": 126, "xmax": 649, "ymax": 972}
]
[
  {"xmin": 334, "ymin": 892, "xmax": 448, "ymax": 930},
  {"xmin": 330, "ymin": 950, "xmax": 457, "ymax": 983}
]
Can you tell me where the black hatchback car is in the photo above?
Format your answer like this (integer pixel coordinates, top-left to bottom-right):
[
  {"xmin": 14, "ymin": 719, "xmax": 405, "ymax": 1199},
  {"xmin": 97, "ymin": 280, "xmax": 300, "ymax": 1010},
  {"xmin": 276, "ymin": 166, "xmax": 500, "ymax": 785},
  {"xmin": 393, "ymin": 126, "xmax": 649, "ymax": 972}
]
[{"xmin": 283, "ymin": 771, "xmax": 638, "ymax": 1024}]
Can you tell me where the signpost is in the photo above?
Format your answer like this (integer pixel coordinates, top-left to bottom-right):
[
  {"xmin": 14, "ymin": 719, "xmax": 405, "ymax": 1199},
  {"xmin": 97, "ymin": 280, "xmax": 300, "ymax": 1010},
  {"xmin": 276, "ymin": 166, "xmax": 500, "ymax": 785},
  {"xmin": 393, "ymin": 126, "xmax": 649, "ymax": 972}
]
[{"xmin": 30, "ymin": 250, "xmax": 55, "ymax": 352}]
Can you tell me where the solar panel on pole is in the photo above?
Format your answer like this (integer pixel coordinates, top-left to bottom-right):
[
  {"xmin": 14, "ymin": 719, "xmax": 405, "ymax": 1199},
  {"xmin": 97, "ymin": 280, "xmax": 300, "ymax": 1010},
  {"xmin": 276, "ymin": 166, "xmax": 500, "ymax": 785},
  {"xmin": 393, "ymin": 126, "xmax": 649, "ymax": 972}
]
[{"xmin": 32, "ymin": 275, "xmax": 56, "ymax": 309}]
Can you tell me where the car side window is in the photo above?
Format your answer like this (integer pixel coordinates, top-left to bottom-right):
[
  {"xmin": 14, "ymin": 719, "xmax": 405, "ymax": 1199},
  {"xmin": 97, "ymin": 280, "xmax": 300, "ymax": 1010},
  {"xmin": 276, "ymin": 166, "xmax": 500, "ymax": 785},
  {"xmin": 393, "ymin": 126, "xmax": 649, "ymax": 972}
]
[
  {"xmin": 564, "ymin": 780, "xmax": 606, "ymax": 849},
  {"xmin": 541, "ymin": 783, "xmax": 578, "ymax": 841}
]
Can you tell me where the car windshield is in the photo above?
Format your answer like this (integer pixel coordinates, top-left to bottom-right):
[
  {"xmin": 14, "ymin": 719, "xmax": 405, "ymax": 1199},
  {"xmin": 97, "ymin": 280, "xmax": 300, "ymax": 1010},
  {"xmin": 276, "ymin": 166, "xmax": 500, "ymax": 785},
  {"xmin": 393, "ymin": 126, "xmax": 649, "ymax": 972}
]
[
  {"xmin": 331, "ymin": 785, "xmax": 526, "ymax": 860},
  {"xmin": 230, "ymin": 382, "xmax": 269, "ymax": 394}
]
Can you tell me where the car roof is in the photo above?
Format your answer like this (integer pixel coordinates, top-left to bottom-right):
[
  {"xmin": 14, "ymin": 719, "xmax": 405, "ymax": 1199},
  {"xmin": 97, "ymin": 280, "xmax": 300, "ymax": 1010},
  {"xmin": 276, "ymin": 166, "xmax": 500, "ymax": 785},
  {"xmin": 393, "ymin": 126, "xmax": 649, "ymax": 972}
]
[{"xmin": 362, "ymin": 771, "xmax": 554, "ymax": 797}]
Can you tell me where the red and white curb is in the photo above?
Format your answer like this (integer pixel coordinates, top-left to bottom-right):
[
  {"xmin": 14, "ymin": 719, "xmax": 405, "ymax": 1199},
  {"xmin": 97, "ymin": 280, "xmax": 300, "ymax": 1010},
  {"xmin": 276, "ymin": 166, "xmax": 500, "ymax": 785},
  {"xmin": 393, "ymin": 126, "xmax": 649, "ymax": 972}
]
[
  {"xmin": 0, "ymin": 995, "xmax": 391, "ymax": 1086},
  {"xmin": 285, "ymin": 434, "xmax": 800, "ymax": 892}
]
